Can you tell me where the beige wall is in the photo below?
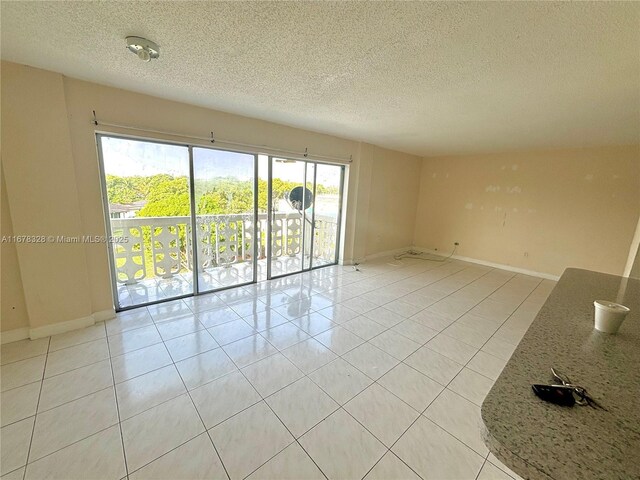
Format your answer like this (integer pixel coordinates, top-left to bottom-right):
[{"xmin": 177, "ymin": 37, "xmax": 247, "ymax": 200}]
[
  {"xmin": 1, "ymin": 165, "xmax": 29, "ymax": 332},
  {"xmin": 630, "ymin": 247, "xmax": 640, "ymax": 279},
  {"xmin": 1, "ymin": 61, "xmax": 419, "ymax": 335},
  {"xmin": 414, "ymin": 146, "xmax": 640, "ymax": 277},
  {"xmin": 341, "ymin": 143, "xmax": 422, "ymax": 262},
  {"xmin": 364, "ymin": 145, "xmax": 422, "ymax": 257},
  {"xmin": 2, "ymin": 63, "xmax": 93, "ymax": 331},
  {"xmin": 626, "ymin": 216, "xmax": 640, "ymax": 280}
]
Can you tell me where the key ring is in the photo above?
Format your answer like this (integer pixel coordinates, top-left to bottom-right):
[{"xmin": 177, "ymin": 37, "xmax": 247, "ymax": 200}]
[{"xmin": 550, "ymin": 368, "xmax": 607, "ymax": 410}]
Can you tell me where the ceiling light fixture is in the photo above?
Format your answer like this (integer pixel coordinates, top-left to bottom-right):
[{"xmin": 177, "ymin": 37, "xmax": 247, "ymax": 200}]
[{"xmin": 125, "ymin": 36, "xmax": 160, "ymax": 62}]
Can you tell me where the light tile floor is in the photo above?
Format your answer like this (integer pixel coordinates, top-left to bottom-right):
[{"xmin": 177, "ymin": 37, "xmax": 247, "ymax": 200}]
[{"xmin": 1, "ymin": 255, "xmax": 555, "ymax": 480}]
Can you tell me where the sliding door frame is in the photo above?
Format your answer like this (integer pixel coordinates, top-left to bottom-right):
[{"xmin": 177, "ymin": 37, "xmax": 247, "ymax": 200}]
[
  {"xmin": 96, "ymin": 132, "xmax": 346, "ymax": 311},
  {"xmin": 311, "ymin": 163, "xmax": 345, "ymax": 269},
  {"xmin": 332, "ymin": 164, "xmax": 346, "ymax": 266},
  {"xmin": 307, "ymin": 163, "xmax": 317, "ymax": 268},
  {"xmin": 97, "ymin": 133, "xmax": 260, "ymax": 311},
  {"xmin": 191, "ymin": 146, "xmax": 259, "ymax": 297},
  {"xmin": 97, "ymin": 133, "xmax": 197, "ymax": 311},
  {"xmin": 96, "ymin": 135, "xmax": 128, "ymax": 311},
  {"xmin": 266, "ymin": 157, "xmax": 273, "ymax": 281},
  {"xmin": 187, "ymin": 146, "xmax": 199, "ymax": 297},
  {"xmin": 266, "ymin": 157, "xmax": 345, "ymax": 281}
]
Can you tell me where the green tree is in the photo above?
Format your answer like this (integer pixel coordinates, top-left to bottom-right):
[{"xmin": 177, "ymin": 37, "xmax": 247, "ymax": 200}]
[
  {"xmin": 105, "ymin": 173, "xmax": 335, "ymax": 279},
  {"xmin": 105, "ymin": 175, "xmax": 145, "ymax": 203},
  {"xmin": 137, "ymin": 176, "xmax": 190, "ymax": 217}
]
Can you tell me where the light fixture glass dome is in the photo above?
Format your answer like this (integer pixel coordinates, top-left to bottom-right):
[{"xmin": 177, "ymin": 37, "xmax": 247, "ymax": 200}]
[{"xmin": 125, "ymin": 36, "xmax": 160, "ymax": 62}]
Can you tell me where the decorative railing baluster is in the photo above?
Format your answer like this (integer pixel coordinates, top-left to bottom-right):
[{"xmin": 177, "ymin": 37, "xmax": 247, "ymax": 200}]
[{"xmin": 111, "ymin": 213, "xmax": 337, "ymax": 284}]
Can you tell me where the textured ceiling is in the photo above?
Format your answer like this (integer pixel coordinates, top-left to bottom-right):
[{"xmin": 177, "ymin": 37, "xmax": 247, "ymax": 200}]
[{"xmin": 1, "ymin": 1, "xmax": 639, "ymax": 156}]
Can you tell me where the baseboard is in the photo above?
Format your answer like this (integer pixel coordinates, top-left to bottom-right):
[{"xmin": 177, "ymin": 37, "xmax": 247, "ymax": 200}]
[
  {"xmin": 93, "ymin": 309, "xmax": 116, "ymax": 323},
  {"xmin": 0, "ymin": 327, "xmax": 30, "ymax": 344},
  {"xmin": 414, "ymin": 247, "xmax": 561, "ymax": 281},
  {"xmin": 1, "ymin": 308, "xmax": 117, "ymax": 344},
  {"xmin": 29, "ymin": 315, "xmax": 96, "ymax": 340}
]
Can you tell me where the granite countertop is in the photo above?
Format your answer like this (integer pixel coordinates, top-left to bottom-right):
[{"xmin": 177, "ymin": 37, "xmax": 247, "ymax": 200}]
[{"xmin": 481, "ymin": 268, "xmax": 640, "ymax": 480}]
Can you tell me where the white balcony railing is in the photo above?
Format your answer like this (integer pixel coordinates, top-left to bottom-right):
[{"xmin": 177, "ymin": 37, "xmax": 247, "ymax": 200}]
[{"xmin": 110, "ymin": 212, "xmax": 337, "ymax": 284}]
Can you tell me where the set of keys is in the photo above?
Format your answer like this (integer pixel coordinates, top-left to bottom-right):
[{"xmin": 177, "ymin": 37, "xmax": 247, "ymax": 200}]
[{"xmin": 532, "ymin": 368, "xmax": 607, "ymax": 410}]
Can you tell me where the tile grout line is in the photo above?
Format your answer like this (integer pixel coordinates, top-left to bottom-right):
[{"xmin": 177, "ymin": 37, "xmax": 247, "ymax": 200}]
[
  {"xmin": 229, "ymin": 297, "xmax": 351, "ymax": 479},
  {"xmin": 373, "ymin": 276, "xmax": 545, "ymax": 477},
  {"xmin": 251, "ymin": 264, "xmax": 509, "ymax": 479},
  {"xmin": 457, "ymin": 276, "xmax": 545, "ymax": 382},
  {"xmin": 12, "ymin": 285, "xmax": 519, "ymax": 478},
  {"xmin": 355, "ymin": 267, "xmax": 517, "ymax": 480},
  {"xmin": 20, "ymin": 318, "xmax": 307, "ymax": 436},
  {"xmin": 474, "ymin": 458, "xmax": 490, "ymax": 480},
  {"xmin": 110, "ymin": 311, "xmax": 313, "ymax": 480},
  {"xmin": 229, "ymin": 266, "xmax": 415, "ymax": 477},
  {"xmin": 101, "ymin": 312, "xmax": 215, "ymax": 478},
  {"xmin": 21, "ymin": 264, "xmax": 466, "ymax": 372},
  {"xmin": 171, "ymin": 352, "xmax": 233, "ymax": 480},
  {"xmin": 8, "ymin": 259, "xmax": 548, "ymax": 479},
  {"xmin": 186, "ymin": 322, "xmax": 330, "ymax": 479},
  {"xmin": 0, "ymin": 340, "xmax": 52, "ymax": 368},
  {"xmin": 228, "ymin": 352, "xmax": 331, "ymax": 480},
  {"xmin": 22, "ymin": 360, "xmax": 115, "ymax": 417},
  {"xmin": 21, "ymin": 336, "xmax": 51, "ymax": 480},
  {"xmin": 2, "ymin": 261, "xmax": 405, "ymax": 475},
  {"xmin": 15, "ymin": 422, "xmax": 127, "ymax": 478},
  {"xmin": 121, "ymin": 262, "xmax": 504, "ymax": 475},
  {"xmin": 0, "ymin": 380, "xmax": 45, "ymax": 417},
  {"xmin": 362, "ymin": 270, "xmax": 544, "ymax": 471},
  {"xmin": 419, "ymin": 275, "xmax": 542, "ymax": 405},
  {"xmin": 207, "ymin": 261, "xmax": 542, "ymax": 479},
  {"xmin": 46, "ymin": 259, "xmax": 444, "ymax": 371},
  {"xmin": 105, "ymin": 321, "xmax": 131, "ymax": 479}
]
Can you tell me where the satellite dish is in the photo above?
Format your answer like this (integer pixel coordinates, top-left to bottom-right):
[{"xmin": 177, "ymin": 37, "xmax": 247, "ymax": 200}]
[{"xmin": 288, "ymin": 186, "xmax": 314, "ymax": 211}]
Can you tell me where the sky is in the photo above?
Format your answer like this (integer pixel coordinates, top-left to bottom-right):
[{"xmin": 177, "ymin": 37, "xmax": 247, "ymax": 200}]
[{"xmin": 100, "ymin": 136, "xmax": 342, "ymax": 187}]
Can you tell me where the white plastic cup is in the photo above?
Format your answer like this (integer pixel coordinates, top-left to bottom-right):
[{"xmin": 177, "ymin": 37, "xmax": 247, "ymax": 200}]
[{"xmin": 593, "ymin": 300, "xmax": 630, "ymax": 334}]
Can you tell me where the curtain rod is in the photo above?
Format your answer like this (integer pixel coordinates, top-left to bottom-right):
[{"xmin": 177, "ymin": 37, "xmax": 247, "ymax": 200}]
[{"xmin": 91, "ymin": 111, "xmax": 353, "ymax": 164}]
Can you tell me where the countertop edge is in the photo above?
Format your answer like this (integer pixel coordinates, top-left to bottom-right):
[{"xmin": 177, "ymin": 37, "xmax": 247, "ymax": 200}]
[{"xmin": 481, "ymin": 411, "xmax": 553, "ymax": 480}]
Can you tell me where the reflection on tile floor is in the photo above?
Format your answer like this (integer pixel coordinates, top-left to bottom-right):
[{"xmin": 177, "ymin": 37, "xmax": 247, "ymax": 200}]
[
  {"xmin": 1, "ymin": 255, "xmax": 555, "ymax": 479},
  {"xmin": 116, "ymin": 255, "xmax": 334, "ymax": 308}
]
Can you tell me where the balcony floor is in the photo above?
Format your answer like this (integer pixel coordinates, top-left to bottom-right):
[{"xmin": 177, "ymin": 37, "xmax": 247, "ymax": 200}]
[{"xmin": 117, "ymin": 255, "xmax": 335, "ymax": 308}]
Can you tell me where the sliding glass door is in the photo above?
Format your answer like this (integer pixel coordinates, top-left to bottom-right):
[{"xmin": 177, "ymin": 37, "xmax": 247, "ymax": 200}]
[
  {"xmin": 269, "ymin": 158, "xmax": 308, "ymax": 277},
  {"xmin": 311, "ymin": 163, "xmax": 343, "ymax": 267},
  {"xmin": 302, "ymin": 162, "xmax": 315, "ymax": 271},
  {"xmin": 267, "ymin": 157, "xmax": 344, "ymax": 278},
  {"xmin": 98, "ymin": 135, "xmax": 344, "ymax": 310},
  {"xmin": 98, "ymin": 136, "xmax": 194, "ymax": 308},
  {"xmin": 192, "ymin": 147, "xmax": 257, "ymax": 292}
]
